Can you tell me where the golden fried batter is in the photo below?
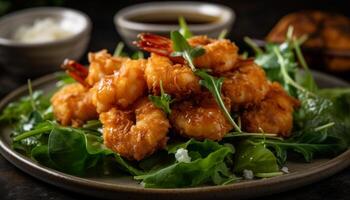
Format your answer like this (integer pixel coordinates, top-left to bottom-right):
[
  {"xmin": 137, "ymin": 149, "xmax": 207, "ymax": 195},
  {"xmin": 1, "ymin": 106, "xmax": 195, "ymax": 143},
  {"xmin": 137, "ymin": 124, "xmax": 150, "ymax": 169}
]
[
  {"xmin": 51, "ymin": 83, "xmax": 98, "ymax": 127},
  {"xmin": 51, "ymin": 31, "xmax": 303, "ymax": 162},
  {"xmin": 93, "ymin": 59, "xmax": 147, "ymax": 113},
  {"xmin": 135, "ymin": 34, "xmax": 239, "ymax": 74},
  {"xmin": 101, "ymin": 97, "xmax": 170, "ymax": 160},
  {"xmin": 241, "ymin": 82, "xmax": 300, "ymax": 137},
  {"xmin": 86, "ymin": 50, "xmax": 128, "ymax": 85},
  {"xmin": 170, "ymin": 92, "xmax": 233, "ymax": 141},
  {"xmin": 145, "ymin": 53, "xmax": 200, "ymax": 98},
  {"xmin": 189, "ymin": 36, "xmax": 239, "ymax": 74},
  {"xmin": 222, "ymin": 59, "xmax": 270, "ymax": 110}
]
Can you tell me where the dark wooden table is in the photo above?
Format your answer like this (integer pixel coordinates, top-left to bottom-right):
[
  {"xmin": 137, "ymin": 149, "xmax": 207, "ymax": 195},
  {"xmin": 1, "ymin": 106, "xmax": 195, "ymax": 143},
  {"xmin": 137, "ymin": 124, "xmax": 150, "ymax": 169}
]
[{"xmin": 1, "ymin": 0, "xmax": 350, "ymax": 199}]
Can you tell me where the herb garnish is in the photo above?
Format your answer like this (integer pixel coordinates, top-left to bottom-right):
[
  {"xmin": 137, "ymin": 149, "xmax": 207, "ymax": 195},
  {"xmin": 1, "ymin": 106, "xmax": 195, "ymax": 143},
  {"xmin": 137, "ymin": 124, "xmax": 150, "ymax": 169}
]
[
  {"xmin": 170, "ymin": 31, "xmax": 204, "ymax": 71},
  {"xmin": 113, "ymin": 42, "xmax": 126, "ymax": 57},
  {"xmin": 114, "ymin": 42, "xmax": 145, "ymax": 60},
  {"xmin": 218, "ymin": 29, "xmax": 228, "ymax": 39},
  {"xmin": 148, "ymin": 81, "xmax": 173, "ymax": 115},
  {"xmin": 170, "ymin": 30, "xmax": 241, "ymax": 132},
  {"xmin": 178, "ymin": 16, "xmax": 192, "ymax": 39},
  {"xmin": 244, "ymin": 27, "xmax": 350, "ymax": 165},
  {"xmin": 195, "ymin": 70, "xmax": 242, "ymax": 132}
]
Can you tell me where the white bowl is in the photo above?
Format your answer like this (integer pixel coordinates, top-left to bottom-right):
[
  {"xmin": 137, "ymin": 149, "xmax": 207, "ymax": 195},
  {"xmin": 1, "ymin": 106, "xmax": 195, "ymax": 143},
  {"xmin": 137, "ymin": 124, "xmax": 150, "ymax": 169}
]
[
  {"xmin": 0, "ymin": 7, "xmax": 92, "ymax": 76},
  {"xmin": 114, "ymin": 1, "xmax": 235, "ymax": 48}
]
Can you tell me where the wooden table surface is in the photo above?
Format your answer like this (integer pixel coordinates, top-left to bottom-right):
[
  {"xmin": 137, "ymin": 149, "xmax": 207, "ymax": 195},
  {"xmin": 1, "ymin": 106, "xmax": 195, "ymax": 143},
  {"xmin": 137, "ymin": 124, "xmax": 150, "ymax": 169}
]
[{"xmin": 0, "ymin": 0, "xmax": 349, "ymax": 199}]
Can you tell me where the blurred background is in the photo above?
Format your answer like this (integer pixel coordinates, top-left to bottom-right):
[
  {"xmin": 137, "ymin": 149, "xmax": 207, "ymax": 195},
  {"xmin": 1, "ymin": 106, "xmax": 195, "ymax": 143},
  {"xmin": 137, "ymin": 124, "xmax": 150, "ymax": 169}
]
[{"xmin": 0, "ymin": 0, "xmax": 349, "ymax": 97}]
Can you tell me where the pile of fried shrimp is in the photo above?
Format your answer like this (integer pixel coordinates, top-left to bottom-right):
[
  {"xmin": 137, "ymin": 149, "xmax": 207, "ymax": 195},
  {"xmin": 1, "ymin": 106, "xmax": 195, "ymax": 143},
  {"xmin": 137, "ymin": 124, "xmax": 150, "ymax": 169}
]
[{"xmin": 51, "ymin": 34, "xmax": 300, "ymax": 161}]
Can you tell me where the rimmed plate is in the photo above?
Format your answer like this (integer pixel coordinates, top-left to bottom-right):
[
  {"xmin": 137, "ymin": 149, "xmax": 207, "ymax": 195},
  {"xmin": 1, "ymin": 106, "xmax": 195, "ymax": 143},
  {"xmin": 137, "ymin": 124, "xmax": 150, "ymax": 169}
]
[{"xmin": 0, "ymin": 72, "xmax": 349, "ymax": 200}]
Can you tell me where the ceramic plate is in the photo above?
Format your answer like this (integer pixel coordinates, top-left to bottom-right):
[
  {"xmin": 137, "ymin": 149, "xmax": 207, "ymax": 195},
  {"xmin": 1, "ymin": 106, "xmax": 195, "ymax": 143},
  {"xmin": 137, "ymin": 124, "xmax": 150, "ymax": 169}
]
[{"xmin": 0, "ymin": 72, "xmax": 349, "ymax": 200}]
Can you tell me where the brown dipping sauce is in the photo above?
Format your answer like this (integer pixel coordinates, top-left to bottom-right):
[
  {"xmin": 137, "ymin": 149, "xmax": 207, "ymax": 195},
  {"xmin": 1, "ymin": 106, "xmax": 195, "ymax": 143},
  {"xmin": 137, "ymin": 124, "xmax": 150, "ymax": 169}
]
[{"xmin": 127, "ymin": 12, "xmax": 219, "ymax": 25}]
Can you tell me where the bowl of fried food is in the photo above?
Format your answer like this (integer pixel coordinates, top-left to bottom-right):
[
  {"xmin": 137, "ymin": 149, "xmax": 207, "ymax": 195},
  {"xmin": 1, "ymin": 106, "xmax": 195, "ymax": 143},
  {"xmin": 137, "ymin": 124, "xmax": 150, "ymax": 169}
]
[{"xmin": 267, "ymin": 10, "xmax": 350, "ymax": 72}]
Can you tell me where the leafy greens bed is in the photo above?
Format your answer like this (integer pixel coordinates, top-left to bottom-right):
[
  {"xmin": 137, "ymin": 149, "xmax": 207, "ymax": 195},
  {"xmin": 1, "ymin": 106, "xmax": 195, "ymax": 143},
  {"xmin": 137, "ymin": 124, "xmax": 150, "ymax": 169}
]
[{"xmin": 1, "ymin": 24, "xmax": 350, "ymax": 188}]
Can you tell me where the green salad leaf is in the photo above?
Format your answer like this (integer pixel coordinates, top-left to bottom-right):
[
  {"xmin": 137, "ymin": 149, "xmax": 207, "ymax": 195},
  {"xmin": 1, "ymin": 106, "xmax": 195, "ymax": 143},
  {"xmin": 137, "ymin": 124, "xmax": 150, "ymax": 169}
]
[
  {"xmin": 148, "ymin": 81, "xmax": 173, "ymax": 114},
  {"xmin": 48, "ymin": 127, "xmax": 90, "ymax": 175},
  {"xmin": 195, "ymin": 70, "xmax": 241, "ymax": 132},
  {"xmin": 113, "ymin": 42, "xmax": 128, "ymax": 57},
  {"xmin": 246, "ymin": 27, "xmax": 350, "ymax": 164},
  {"xmin": 131, "ymin": 51, "xmax": 144, "ymax": 60},
  {"xmin": 113, "ymin": 41, "xmax": 146, "ymax": 60},
  {"xmin": 0, "ymin": 90, "xmax": 50, "ymax": 123},
  {"xmin": 178, "ymin": 16, "xmax": 192, "ymax": 39},
  {"xmin": 170, "ymin": 31, "xmax": 204, "ymax": 71},
  {"xmin": 135, "ymin": 139, "xmax": 235, "ymax": 188},
  {"xmin": 55, "ymin": 72, "xmax": 75, "ymax": 88},
  {"xmin": 218, "ymin": 29, "xmax": 228, "ymax": 39},
  {"xmin": 234, "ymin": 139, "xmax": 279, "ymax": 174}
]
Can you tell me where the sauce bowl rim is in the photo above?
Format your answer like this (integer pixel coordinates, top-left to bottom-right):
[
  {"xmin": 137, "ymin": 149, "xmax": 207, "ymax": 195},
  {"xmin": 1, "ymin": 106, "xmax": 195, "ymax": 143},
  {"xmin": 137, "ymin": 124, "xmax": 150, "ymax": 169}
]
[{"xmin": 114, "ymin": 1, "xmax": 235, "ymax": 32}]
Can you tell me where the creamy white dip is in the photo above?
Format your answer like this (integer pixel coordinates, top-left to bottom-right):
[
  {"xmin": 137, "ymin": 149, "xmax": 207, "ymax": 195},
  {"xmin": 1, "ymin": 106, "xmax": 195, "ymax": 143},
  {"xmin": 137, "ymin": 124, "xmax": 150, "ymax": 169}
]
[{"xmin": 13, "ymin": 18, "xmax": 74, "ymax": 43}]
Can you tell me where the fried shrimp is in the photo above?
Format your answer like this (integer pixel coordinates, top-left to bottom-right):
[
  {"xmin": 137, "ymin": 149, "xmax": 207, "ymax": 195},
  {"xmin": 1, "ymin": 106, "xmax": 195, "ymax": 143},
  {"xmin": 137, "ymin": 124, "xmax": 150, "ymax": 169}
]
[
  {"xmin": 222, "ymin": 59, "xmax": 270, "ymax": 110},
  {"xmin": 170, "ymin": 92, "xmax": 233, "ymax": 141},
  {"xmin": 135, "ymin": 33, "xmax": 239, "ymax": 73},
  {"xmin": 52, "ymin": 31, "xmax": 304, "ymax": 161},
  {"xmin": 93, "ymin": 59, "xmax": 147, "ymax": 113},
  {"xmin": 187, "ymin": 35, "xmax": 214, "ymax": 46},
  {"xmin": 51, "ymin": 83, "xmax": 98, "ymax": 127},
  {"xmin": 145, "ymin": 53, "xmax": 200, "ymax": 97},
  {"xmin": 188, "ymin": 35, "xmax": 239, "ymax": 74},
  {"xmin": 86, "ymin": 50, "xmax": 128, "ymax": 85},
  {"xmin": 241, "ymin": 82, "xmax": 300, "ymax": 137},
  {"xmin": 101, "ymin": 97, "xmax": 170, "ymax": 160}
]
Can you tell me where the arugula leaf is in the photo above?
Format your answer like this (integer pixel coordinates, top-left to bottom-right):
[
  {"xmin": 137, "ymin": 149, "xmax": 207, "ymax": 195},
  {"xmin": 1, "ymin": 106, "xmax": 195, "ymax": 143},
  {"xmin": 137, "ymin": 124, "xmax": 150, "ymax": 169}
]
[
  {"xmin": 257, "ymin": 125, "xmax": 344, "ymax": 163},
  {"xmin": 0, "ymin": 90, "xmax": 50, "ymax": 123},
  {"xmin": 135, "ymin": 139, "xmax": 235, "ymax": 188},
  {"xmin": 218, "ymin": 29, "xmax": 228, "ymax": 40},
  {"xmin": 138, "ymin": 150, "xmax": 175, "ymax": 172},
  {"xmin": 167, "ymin": 139, "xmax": 234, "ymax": 156},
  {"xmin": 195, "ymin": 70, "xmax": 242, "ymax": 132},
  {"xmin": 131, "ymin": 51, "xmax": 144, "ymax": 60},
  {"xmin": 274, "ymin": 46, "xmax": 312, "ymax": 96},
  {"xmin": 82, "ymin": 120, "xmax": 102, "ymax": 132},
  {"xmin": 148, "ymin": 81, "xmax": 173, "ymax": 114},
  {"xmin": 55, "ymin": 72, "xmax": 75, "ymax": 88},
  {"xmin": 246, "ymin": 29, "xmax": 316, "ymax": 97},
  {"xmin": 85, "ymin": 134, "xmax": 112, "ymax": 155},
  {"xmin": 243, "ymin": 37, "xmax": 263, "ymax": 55},
  {"xmin": 170, "ymin": 31, "xmax": 204, "ymax": 71},
  {"xmin": 245, "ymin": 36, "xmax": 299, "ymax": 95},
  {"xmin": 317, "ymin": 89, "xmax": 350, "ymax": 145},
  {"xmin": 113, "ymin": 42, "xmax": 128, "ymax": 57},
  {"xmin": 27, "ymin": 80, "xmax": 36, "ymax": 110},
  {"xmin": 318, "ymin": 88, "xmax": 350, "ymax": 100},
  {"xmin": 293, "ymin": 38, "xmax": 317, "ymax": 92},
  {"xmin": 178, "ymin": 16, "xmax": 192, "ymax": 39},
  {"xmin": 234, "ymin": 140, "xmax": 279, "ymax": 174},
  {"xmin": 114, "ymin": 154, "xmax": 145, "ymax": 176},
  {"xmin": 13, "ymin": 121, "xmax": 53, "ymax": 142}
]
